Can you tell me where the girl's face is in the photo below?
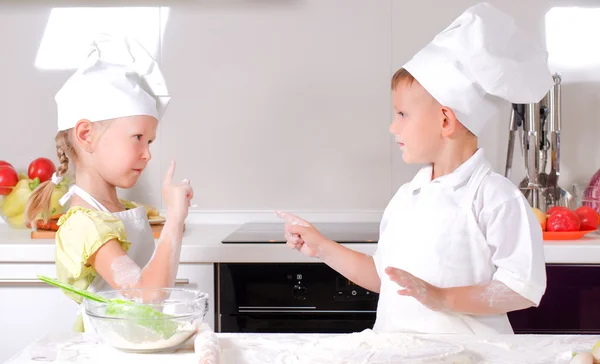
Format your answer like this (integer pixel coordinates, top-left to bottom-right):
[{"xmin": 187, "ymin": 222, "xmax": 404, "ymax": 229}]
[{"xmin": 91, "ymin": 115, "xmax": 158, "ymax": 188}]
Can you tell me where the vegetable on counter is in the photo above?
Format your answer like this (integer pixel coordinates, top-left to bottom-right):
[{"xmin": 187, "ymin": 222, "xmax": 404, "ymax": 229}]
[
  {"xmin": 27, "ymin": 157, "xmax": 56, "ymax": 183},
  {"xmin": 531, "ymin": 206, "xmax": 600, "ymax": 233},
  {"xmin": 0, "ymin": 165, "xmax": 18, "ymax": 196},
  {"xmin": 547, "ymin": 209, "xmax": 581, "ymax": 232},
  {"xmin": 0, "ymin": 157, "xmax": 68, "ymax": 228},
  {"xmin": 575, "ymin": 206, "xmax": 599, "ymax": 231},
  {"xmin": 0, "ymin": 178, "xmax": 40, "ymax": 218}
]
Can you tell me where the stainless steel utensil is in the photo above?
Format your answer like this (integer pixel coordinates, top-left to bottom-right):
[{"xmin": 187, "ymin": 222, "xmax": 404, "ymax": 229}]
[{"xmin": 505, "ymin": 73, "xmax": 574, "ymax": 211}]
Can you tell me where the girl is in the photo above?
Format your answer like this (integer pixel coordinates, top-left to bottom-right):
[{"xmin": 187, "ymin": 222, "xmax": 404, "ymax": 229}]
[{"xmin": 25, "ymin": 34, "xmax": 193, "ymax": 332}]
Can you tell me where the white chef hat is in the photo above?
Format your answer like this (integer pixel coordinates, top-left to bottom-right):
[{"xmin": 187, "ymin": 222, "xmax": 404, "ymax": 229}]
[
  {"xmin": 402, "ymin": 2, "xmax": 553, "ymax": 137},
  {"xmin": 55, "ymin": 33, "xmax": 170, "ymax": 131}
]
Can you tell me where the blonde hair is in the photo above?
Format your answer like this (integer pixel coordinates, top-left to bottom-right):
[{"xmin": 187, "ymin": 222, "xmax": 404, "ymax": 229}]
[
  {"xmin": 25, "ymin": 119, "xmax": 116, "ymax": 226},
  {"xmin": 25, "ymin": 130, "xmax": 74, "ymax": 225}
]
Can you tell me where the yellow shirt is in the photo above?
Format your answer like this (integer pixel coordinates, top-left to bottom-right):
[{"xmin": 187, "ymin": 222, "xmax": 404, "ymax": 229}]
[{"xmin": 55, "ymin": 206, "xmax": 131, "ymax": 331}]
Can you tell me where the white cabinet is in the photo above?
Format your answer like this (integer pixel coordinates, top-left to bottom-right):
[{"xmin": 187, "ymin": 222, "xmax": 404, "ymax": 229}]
[
  {"xmin": 0, "ymin": 263, "xmax": 76, "ymax": 363},
  {"xmin": 0, "ymin": 263, "xmax": 215, "ymax": 363},
  {"xmin": 174, "ymin": 263, "xmax": 215, "ymax": 330}
]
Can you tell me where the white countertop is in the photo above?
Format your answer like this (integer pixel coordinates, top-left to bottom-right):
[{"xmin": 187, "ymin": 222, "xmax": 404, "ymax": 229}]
[
  {"xmin": 1, "ymin": 215, "xmax": 600, "ymax": 264},
  {"xmin": 5, "ymin": 331, "xmax": 600, "ymax": 364}
]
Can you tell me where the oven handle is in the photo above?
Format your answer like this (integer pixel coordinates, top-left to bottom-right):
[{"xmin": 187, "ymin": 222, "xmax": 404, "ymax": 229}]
[
  {"xmin": 0, "ymin": 278, "xmax": 190, "ymax": 286},
  {"xmin": 239, "ymin": 306, "xmax": 316, "ymax": 309}
]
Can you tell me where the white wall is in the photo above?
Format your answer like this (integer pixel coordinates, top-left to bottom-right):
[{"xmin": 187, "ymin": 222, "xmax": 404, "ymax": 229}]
[{"xmin": 1, "ymin": 0, "xmax": 598, "ymax": 212}]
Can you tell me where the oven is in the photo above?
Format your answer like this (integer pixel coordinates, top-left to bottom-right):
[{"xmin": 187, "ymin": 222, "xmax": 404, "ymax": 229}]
[
  {"xmin": 216, "ymin": 263, "xmax": 378, "ymax": 333},
  {"xmin": 217, "ymin": 263, "xmax": 600, "ymax": 335}
]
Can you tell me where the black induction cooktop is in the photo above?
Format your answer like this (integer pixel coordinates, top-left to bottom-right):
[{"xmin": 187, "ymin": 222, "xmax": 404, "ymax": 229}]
[{"xmin": 221, "ymin": 222, "xmax": 380, "ymax": 244}]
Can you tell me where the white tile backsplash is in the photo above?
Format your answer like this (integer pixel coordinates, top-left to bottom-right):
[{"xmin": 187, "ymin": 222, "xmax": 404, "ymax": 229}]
[{"xmin": 0, "ymin": 0, "xmax": 598, "ymax": 211}]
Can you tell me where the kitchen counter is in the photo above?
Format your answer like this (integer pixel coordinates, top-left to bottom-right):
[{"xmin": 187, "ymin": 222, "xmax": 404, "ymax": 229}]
[
  {"xmin": 2, "ymin": 220, "xmax": 600, "ymax": 264},
  {"xmin": 5, "ymin": 331, "xmax": 600, "ymax": 363},
  {"xmin": 2, "ymin": 218, "xmax": 600, "ymax": 264}
]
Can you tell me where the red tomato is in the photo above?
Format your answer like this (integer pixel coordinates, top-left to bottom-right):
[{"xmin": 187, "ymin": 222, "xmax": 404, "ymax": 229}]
[
  {"xmin": 0, "ymin": 160, "xmax": 13, "ymax": 169},
  {"xmin": 575, "ymin": 206, "xmax": 599, "ymax": 231},
  {"xmin": 0, "ymin": 166, "xmax": 18, "ymax": 195},
  {"xmin": 28, "ymin": 158, "xmax": 56, "ymax": 183},
  {"xmin": 547, "ymin": 206, "xmax": 570, "ymax": 215},
  {"xmin": 547, "ymin": 209, "xmax": 581, "ymax": 232}
]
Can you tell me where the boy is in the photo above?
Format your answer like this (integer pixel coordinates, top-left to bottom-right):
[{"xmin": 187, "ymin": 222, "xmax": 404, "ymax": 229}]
[{"xmin": 277, "ymin": 2, "xmax": 552, "ymax": 334}]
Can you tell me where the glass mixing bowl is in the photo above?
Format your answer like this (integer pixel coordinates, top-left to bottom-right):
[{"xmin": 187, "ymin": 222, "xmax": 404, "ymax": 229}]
[{"xmin": 85, "ymin": 288, "xmax": 208, "ymax": 353}]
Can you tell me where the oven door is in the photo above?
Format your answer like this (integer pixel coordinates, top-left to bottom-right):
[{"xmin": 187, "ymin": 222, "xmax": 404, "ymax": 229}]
[
  {"xmin": 220, "ymin": 312, "xmax": 377, "ymax": 333},
  {"xmin": 508, "ymin": 264, "xmax": 600, "ymax": 334}
]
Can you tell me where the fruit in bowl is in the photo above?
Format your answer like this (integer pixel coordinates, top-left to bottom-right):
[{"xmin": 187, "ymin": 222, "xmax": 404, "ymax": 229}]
[
  {"xmin": 27, "ymin": 157, "xmax": 56, "ymax": 183},
  {"xmin": 0, "ymin": 178, "xmax": 40, "ymax": 228},
  {"xmin": 0, "ymin": 158, "xmax": 68, "ymax": 229},
  {"xmin": 0, "ymin": 162, "xmax": 18, "ymax": 196}
]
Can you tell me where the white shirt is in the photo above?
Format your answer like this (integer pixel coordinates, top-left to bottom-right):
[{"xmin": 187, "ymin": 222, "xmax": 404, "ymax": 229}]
[{"xmin": 372, "ymin": 149, "xmax": 546, "ymax": 334}]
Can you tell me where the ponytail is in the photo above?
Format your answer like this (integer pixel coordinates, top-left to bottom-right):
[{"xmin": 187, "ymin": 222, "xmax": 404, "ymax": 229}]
[{"xmin": 25, "ymin": 131, "xmax": 72, "ymax": 225}]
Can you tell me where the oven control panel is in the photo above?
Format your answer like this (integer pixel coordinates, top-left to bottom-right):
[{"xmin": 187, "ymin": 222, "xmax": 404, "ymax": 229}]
[
  {"xmin": 333, "ymin": 277, "xmax": 377, "ymax": 302},
  {"xmin": 218, "ymin": 263, "xmax": 379, "ymax": 313},
  {"xmin": 284, "ymin": 271, "xmax": 377, "ymax": 303}
]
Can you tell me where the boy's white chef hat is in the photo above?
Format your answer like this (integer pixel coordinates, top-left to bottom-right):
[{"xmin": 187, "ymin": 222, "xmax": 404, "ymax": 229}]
[
  {"xmin": 402, "ymin": 2, "xmax": 553, "ymax": 137},
  {"xmin": 55, "ymin": 33, "xmax": 170, "ymax": 131}
]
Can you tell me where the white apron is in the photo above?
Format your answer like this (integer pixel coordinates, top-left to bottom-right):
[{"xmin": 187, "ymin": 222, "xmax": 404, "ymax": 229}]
[
  {"xmin": 373, "ymin": 160, "xmax": 514, "ymax": 334},
  {"xmin": 59, "ymin": 185, "xmax": 156, "ymax": 333}
]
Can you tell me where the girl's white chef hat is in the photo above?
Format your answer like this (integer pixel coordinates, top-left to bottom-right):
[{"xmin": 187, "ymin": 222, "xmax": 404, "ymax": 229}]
[
  {"xmin": 402, "ymin": 2, "xmax": 554, "ymax": 137},
  {"xmin": 55, "ymin": 33, "xmax": 170, "ymax": 131}
]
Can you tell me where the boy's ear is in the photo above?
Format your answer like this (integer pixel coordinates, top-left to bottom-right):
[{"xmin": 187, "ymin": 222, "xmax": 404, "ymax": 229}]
[{"xmin": 440, "ymin": 106, "xmax": 460, "ymax": 137}]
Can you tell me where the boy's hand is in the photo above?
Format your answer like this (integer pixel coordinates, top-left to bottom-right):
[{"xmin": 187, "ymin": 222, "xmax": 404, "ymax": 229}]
[
  {"xmin": 385, "ymin": 267, "xmax": 447, "ymax": 312},
  {"xmin": 276, "ymin": 211, "xmax": 329, "ymax": 258},
  {"xmin": 162, "ymin": 161, "xmax": 194, "ymax": 223}
]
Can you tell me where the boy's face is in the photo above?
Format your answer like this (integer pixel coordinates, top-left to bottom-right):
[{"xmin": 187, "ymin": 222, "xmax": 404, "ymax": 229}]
[{"xmin": 390, "ymin": 79, "xmax": 445, "ymax": 164}]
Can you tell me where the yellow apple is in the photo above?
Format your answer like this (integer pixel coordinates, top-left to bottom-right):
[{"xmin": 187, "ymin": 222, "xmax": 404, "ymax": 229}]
[{"xmin": 532, "ymin": 207, "xmax": 547, "ymax": 231}]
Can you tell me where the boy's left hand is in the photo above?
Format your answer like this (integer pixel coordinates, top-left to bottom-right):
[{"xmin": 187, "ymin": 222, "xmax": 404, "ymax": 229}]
[{"xmin": 385, "ymin": 267, "xmax": 447, "ymax": 312}]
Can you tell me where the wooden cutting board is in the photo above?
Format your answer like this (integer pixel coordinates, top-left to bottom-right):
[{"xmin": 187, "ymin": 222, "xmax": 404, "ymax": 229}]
[{"xmin": 30, "ymin": 224, "xmax": 183, "ymax": 239}]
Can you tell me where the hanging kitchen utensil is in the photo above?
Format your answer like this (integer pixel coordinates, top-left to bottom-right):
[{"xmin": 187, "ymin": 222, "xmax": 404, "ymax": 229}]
[
  {"xmin": 506, "ymin": 72, "xmax": 574, "ymax": 211},
  {"xmin": 505, "ymin": 105, "xmax": 521, "ymax": 180},
  {"xmin": 518, "ymin": 104, "xmax": 549, "ymax": 190},
  {"xmin": 543, "ymin": 75, "xmax": 574, "ymax": 209}
]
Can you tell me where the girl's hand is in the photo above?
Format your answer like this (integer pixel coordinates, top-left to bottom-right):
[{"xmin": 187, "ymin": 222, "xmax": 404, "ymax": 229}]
[{"xmin": 162, "ymin": 161, "xmax": 193, "ymax": 223}]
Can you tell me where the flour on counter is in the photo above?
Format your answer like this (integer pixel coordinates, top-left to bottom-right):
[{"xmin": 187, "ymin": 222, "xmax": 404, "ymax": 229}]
[
  {"xmin": 278, "ymin": 330, "xmax": 473, "ymax": 364},
  {"xmin": 100, "ymin": 322, "xmax": 197, "ymax": 352}
]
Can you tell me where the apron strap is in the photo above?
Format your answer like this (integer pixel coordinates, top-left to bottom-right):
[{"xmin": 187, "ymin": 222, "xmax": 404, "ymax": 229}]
[
  {"xmin": 58, "ymin": 185, "xmax": 111, "ymax": 213},
  {"xmin": 459, "ymin": 160, "xmax": 492, "ymax": 209}
]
